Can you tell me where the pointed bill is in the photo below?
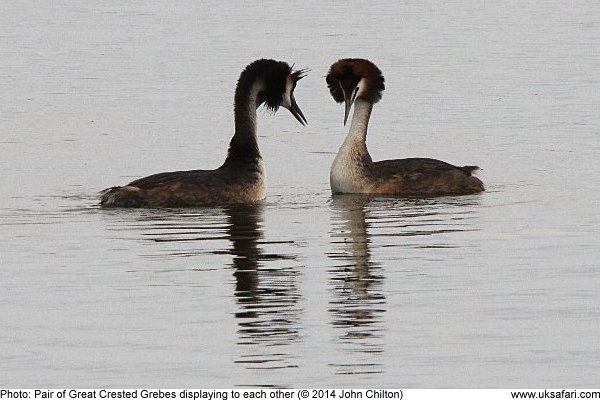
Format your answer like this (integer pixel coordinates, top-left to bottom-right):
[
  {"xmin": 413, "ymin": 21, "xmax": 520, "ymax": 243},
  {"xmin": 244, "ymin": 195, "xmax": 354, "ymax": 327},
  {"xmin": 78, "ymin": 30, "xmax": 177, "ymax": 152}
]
[
  {"xmin": 344, "ymin": 98, "xmax": 352, "ymax": 125},
  {"xmin": 343, "ymin": 89, "xmax": 358, "ymax": 126},
  {"xmin": 288, "ymin": 94, "xmax": 307, "ymax": 126}
]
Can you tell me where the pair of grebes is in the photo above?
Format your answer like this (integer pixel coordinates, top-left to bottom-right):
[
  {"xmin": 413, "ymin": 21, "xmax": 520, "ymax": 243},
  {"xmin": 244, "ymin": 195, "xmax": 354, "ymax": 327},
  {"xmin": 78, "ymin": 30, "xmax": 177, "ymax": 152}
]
[{"xmin": 100, "ymin": 58, "xmax": 484, "ymax": 207}]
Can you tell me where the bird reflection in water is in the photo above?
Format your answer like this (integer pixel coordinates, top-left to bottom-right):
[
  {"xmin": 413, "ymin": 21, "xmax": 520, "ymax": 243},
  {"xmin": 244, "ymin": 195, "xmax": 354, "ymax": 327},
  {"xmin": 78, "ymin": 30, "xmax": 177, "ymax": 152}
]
[
  {"xmin": 226, "ymin": 204, "xmax": 301, "ymax": 371},
  {"xmin": 327, "ymin": 194, "xmax": 481, "ymax": 376},
  {"xmin": 127, "ymin": 204, "xmax": 301, "ymax": 372},
  {"xmin": 328, "ymin": 195, "xmax": 386, "ymax": 376}
]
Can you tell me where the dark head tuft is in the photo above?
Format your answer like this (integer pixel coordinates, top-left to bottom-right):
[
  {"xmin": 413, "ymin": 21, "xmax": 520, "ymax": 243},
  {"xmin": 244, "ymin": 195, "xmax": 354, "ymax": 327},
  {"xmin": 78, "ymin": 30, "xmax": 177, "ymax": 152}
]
[
  {"xmin": 292, "ymin": 67, "xmax": 308, "ymax": 82},
  {"xmin": 326, "ymin": 58, "xmax": 385, "ymax": 104},
  {"xmin": 237, "ymin": 59, "xmax": 305, "ymax": 111}
]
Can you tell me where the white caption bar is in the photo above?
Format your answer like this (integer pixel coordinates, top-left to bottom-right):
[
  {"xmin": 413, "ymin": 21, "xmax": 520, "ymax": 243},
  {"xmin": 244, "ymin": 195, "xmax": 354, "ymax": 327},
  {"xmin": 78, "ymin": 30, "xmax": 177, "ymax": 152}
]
[{"xmin": 1, "ymin": 389, "xmax": 598, "ymax": 400}]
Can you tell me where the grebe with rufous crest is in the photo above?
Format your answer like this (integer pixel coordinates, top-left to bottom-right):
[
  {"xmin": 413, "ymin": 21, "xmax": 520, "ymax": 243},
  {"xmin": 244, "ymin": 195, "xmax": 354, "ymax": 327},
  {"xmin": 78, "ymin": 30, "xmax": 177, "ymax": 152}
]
[{"xmin": 326, "ymin": 58, "xmax": 484, "ymax": 197}]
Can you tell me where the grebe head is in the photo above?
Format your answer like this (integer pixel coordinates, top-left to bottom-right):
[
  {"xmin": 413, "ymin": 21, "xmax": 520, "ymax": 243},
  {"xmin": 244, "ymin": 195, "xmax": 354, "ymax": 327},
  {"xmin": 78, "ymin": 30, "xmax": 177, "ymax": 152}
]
[
  {"xmin": 326, "ymin": 58, "xmax": 385, "ymax": 125},
  {"xmin": 242, "ymin": 59, "xmax": 308, "ymax": 125}
]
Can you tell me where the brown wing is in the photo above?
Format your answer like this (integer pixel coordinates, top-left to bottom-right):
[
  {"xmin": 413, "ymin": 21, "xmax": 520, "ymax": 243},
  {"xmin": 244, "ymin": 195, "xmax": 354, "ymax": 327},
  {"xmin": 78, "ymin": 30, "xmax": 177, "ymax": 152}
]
[
  {"xmin": 370, "ymin": 158, "xmax": 483, "ymax": 195},
  {"xmin": 101, "ymin": 162, "xmax": 265, "ymax": 207},
  {"xmin": 373, "ymin": 157, "xmax": 476, "ymax": 176},
  {"xmin": 128, "ymin": 169, "xmax": 220, "ymax": 189}
]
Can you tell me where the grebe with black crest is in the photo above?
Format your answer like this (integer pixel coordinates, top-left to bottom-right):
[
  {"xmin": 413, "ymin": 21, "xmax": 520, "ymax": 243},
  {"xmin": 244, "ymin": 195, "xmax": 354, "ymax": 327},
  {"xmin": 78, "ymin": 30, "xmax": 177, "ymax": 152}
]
[{"xmin": 100, "ymin": 59, "xmax": 307, "ymax": 207}]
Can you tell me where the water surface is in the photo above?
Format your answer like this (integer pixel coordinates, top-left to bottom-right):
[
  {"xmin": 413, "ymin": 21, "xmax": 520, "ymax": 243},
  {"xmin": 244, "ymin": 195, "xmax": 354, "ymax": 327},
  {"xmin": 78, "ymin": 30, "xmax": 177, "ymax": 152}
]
[{"xmin": 1, "ymin": 0, "xmax": 600, "ymax": 387}]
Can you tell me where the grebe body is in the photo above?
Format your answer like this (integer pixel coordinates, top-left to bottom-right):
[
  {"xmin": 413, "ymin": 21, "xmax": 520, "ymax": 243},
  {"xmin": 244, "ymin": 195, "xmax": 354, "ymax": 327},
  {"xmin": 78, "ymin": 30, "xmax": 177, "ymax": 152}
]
[
  {"xmin": 101, "ymin": 59, "xmax": 306, "ymax": 207},
  {"xmin": 327, "ymin": 58, "xmax": 484, "ymax": 197}
]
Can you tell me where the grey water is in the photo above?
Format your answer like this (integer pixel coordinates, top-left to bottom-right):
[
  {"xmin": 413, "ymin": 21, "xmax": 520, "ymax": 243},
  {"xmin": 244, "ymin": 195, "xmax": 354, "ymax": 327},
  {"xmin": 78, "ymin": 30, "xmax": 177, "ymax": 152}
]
[{"xmin": 1, "ymin": 0, "xmax": 600, "ymax": 388}]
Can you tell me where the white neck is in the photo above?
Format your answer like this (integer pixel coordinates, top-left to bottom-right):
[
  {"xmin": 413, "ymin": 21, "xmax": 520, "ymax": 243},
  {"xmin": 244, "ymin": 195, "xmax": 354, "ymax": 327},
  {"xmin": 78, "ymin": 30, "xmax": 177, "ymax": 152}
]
[
  {"xmin": 344, "ymin": 98, "xmax": 372, "ymax": 145},
  {"xmin": 330, "ymin": 98, "xmax": 373, "ymax": 194}
]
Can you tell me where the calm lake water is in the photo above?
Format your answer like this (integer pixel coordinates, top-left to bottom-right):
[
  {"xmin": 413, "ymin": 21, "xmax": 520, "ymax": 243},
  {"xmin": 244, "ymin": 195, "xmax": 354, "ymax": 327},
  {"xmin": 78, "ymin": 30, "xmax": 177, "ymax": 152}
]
[{"xmin": 2, "ymin": 0, "xmax": 600, "ymax": 388}]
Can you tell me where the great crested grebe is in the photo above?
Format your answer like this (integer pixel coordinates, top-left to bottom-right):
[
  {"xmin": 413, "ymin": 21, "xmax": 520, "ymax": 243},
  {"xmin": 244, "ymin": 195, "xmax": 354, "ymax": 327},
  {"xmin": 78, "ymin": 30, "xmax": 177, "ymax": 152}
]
[
  {"xmin": 326, "ymin": 58, "xmax": 484, "ymax": 197},
  {"xmin": 100, "ymin": 59, "xmax": 307, "ymax": 207}
]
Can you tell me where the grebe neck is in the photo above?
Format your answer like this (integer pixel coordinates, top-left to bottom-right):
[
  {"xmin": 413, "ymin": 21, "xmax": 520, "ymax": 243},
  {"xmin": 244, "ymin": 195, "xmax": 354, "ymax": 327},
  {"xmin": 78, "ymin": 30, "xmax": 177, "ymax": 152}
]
[
  {"xmin": 226, "ymin": 79, "xmax": 264, "ymax": 164},
  {"xmin": 330, "ymin": 98, "xmax": 374, "ymax": 193},
  {"xmin": 345, "ymin": 98, "xmax": 373, "ymax": 146}
]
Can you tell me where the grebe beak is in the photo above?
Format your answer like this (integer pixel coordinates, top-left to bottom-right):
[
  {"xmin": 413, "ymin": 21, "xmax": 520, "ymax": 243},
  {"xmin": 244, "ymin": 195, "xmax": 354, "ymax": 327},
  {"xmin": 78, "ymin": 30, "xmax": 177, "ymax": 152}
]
[
  {"xmin": 344, "ymin": 98, "xmax": 352, "ymax": 126},
  {"xmin": 343, "ymin": 88, "xmax": 358, "ymax": 126},
  {"xmin": 287, "ymin": 94, "xmax": 307, "ymax": 126}
]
